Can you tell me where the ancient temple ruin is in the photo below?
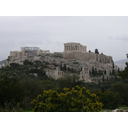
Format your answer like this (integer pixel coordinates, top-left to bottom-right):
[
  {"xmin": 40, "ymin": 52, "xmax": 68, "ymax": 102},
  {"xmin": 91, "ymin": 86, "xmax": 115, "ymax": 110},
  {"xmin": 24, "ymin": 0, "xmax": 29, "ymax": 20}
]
[
  {"xmin": 6, "ymin": 47, "xmax": 50, "ymax": 66},
  {"xmin": 64, "ymin": 42, "xmax": 87, "ymax": 53},
  {"xmin": 4, "ymin": 42, "xmax": 116, "ymax": 83}
]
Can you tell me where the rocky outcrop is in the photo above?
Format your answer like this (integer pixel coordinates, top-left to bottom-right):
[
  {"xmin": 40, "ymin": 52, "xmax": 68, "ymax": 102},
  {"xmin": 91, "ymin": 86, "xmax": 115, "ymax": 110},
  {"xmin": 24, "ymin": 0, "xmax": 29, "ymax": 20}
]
[
  {"xmin": 40, "ymin": 52, "xmax": 118, "ymax": 74},
  {"xmin": 54, "ymin": 52, "xmax": 113, "ymax": 64}
]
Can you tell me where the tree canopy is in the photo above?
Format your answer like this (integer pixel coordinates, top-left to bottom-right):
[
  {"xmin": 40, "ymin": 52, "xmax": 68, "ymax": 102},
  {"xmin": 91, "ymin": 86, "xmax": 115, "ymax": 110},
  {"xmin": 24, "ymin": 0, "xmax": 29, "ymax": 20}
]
[{"xmin": 95, "ymin": 49, "xmax": 99, "ymax": 54}]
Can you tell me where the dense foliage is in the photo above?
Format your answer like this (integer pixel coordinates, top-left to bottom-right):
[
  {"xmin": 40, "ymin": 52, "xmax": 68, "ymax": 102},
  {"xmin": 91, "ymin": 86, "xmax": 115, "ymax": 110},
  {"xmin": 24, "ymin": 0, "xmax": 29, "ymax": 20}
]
[
  {"xmin": 0, "ymin": 73, "xmax": 25, "ymax": 111},
  {"xmin": 119, "ymin": 62, "xmax": 128, "ymax": 79},
  {"xmin": 32, "ymin": 86, "xmax": 103, "ymax": 112},
  {"xmin": 93, "ymin": 91, "xmax": 118, "ymax": 109},
  {"xmin": 0, "ymin": 60, "xmax": 128, "ymax": 111}
]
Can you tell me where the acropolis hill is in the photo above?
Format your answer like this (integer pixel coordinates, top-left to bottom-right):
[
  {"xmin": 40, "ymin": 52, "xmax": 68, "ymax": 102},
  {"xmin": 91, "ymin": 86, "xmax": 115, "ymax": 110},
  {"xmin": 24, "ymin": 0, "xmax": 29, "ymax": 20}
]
[
  {"xmin": 6, "ymin": 42, "xmax": 113, "ymax": 64},
  {"xmin": 4, "ymin": 42, "xmax": 118, "ymax": 82}
]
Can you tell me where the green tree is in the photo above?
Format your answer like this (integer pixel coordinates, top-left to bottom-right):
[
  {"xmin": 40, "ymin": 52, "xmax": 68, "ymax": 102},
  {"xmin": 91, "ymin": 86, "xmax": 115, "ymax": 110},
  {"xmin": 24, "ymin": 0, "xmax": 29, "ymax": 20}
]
[
  {"xmin": 111, "ymin": 81, "xmax": 128, "ymax": 106},
  {"xmin": 23, "ymin": 60, "xmax": 33, "ymax": 65},
  {"xmin": 112, "ymin": 62, "xmax": 115, "ymax": 75},
  {"xmin": 63, "ymin": 64, "xmax": 67, "ymax": 71},
  {"xmin": 102, "ymin": 75, "xmax": 105, "ymax": 81},
  {"xmin": 119, "ymin": 62, "xmax": 128, "ymax": 79},
  {"xmin": 19, "ymin": 77, "xmax": 44, "ymax": 108},
  {"xmin": 104, "ymin": 70, "xmax": 106, "ymax": 75},
  {"xmin": 95, "ymin": 68, "xmax": 97, "ymax": 76},
  {"xmin": 117, "ymin": 68, "xmax": 120, "ymax": 73},
  {"xmin": 10, "ymin": 63, "xmax": 20, "ymax": 69},
  {"xmin": 34, "ymin": 60, "xmax": 42, "ymax": 70},
  {"xmin": 92, "ymin": 66, "xmax": 95, "ymax": 76},
  {"xmin": 89, "ymin": 70, "xmax": 92, "ymax": 76},
  {"xmin": 0, "ymin": 73, "xmax": 25, "ymax": 110},
  {"xmin": 60, "ymin": 62, "xmax": 63, "ymax": 70},
  {"xmin": 57, "ymin": 74, "xmax": 79, "ymax": 92},
  {"xmin": 32, "ymin": 85, "xmax": 103, "ymax": 112},
  {"xmin": 95, "ymin": 49, "xmax": 99, "ymax": 54},
  {"xmin": 93, "ymin": 90, "xmax": 118, "ymax": 109}
]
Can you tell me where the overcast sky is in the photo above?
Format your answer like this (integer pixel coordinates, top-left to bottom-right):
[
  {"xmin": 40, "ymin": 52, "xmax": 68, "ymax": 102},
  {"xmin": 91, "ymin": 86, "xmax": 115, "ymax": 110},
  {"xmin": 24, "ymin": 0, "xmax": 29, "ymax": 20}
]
[{"xmin": 0, "ymin": 16, "xmax": 128, "ymax": 62}]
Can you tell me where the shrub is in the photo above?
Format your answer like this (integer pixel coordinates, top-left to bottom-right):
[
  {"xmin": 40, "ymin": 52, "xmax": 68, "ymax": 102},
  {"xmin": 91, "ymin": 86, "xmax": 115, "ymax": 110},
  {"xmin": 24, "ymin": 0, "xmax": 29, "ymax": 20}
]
[
  {"xmin": 31, "ymin": 85, "xmax": 103, "ymax": 112},
  {"xmin": 93, "ymin": 91, "xmax": 118, "ymax": 109}
]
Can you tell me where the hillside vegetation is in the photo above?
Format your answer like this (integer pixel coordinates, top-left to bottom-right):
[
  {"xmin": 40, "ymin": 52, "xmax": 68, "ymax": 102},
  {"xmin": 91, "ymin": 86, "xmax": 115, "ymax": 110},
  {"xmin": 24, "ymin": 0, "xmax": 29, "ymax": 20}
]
[{"xmin": 0, "ymin": 60, "xmax": 128, "ymax": 112}]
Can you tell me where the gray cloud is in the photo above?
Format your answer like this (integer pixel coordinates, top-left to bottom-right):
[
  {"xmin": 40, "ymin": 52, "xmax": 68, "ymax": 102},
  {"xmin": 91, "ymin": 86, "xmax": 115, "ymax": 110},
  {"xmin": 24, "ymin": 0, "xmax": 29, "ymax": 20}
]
[
  {"xmin": 0, "ymin": 16, "xmax": 128, "ymax": 61},
  {"xmin": 115, "ymin": 35, "xmax": 128, "ymax": 41},
  {"xmin": 108, "ymin": 36, "xmax": 114, "ymax": 40}
]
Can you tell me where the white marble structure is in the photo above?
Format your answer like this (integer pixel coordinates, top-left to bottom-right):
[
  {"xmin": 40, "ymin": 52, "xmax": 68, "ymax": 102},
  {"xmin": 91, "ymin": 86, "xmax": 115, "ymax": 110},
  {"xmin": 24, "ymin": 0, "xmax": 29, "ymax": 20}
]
[{"xmin": 64, "ymin": 42, "xmax": 87, "ymax": 53}]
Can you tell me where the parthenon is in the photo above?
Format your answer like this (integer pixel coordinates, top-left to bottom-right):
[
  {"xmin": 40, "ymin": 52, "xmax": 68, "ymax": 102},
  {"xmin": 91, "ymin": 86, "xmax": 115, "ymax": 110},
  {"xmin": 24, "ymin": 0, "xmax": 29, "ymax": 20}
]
[{"xmin": 64, "ymin": 42, "xmax": 87, "ymax": 53}]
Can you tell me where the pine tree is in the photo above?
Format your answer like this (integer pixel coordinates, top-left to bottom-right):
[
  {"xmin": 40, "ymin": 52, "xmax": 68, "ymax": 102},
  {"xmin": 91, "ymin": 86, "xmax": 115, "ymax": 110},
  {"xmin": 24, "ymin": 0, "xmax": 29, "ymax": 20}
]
[
  {"xmin": 118, "ymin": 68, "xmax": 120, "ymax": 73},
  {"xmin": 95, "ymin": 49, "xmax": 99, "ymax": 54},
  {"xmin": 102, "ymin": 75, "xmax": 105, "ymax": 81},
  {"xmin": 112, "ymin": 62, "xmax": 115, "ymax": 75},
  {"xmin": 101, "ymin": 86, "xmax": 105, "ymax": 93},
  {"xmin": 67, "ymin": 67, "xmax": 70, "ymax": 72},
  {"xmin": 63, "ymin": 64, "xmax": 66, "ymax": 71},
  {"xmin": 104, "ymin": 70, "xmax": 106, "ymax": 75},
  {"xmin": 92, "ymin": 66, "xmax": 95, "ymax": 76},
  {"xmin": 119, "ymin": 62, "xmax": 128, "ymax": 79},
  {"xmin": 98, "ymin": 80, "xmax": 100, "ymax": 86},
  {"xmin": 89, "ymin": 70, "xmax": 92, "ymax": 76},
  {"xmin": 112, "ymin": 69, "xmax": 115, "ymax": 75},
  {"xmin": 95, "ymin": 68, "xmax": 97, "ymax": 76},
  {"xmin": 60, "ymin": 62, "xmax": 62, "ymax": 70}
]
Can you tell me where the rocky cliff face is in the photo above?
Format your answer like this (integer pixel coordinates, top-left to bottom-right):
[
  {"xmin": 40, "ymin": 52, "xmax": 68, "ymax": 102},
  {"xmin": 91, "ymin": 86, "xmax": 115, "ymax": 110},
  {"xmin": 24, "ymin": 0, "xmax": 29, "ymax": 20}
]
[
  {"xmin": 40, "ymin": 52, "xmax": 118, "ymax": 74},
  {"xmin": 55, "ymin": 52, "xmax": 113, "ymax": 64}
]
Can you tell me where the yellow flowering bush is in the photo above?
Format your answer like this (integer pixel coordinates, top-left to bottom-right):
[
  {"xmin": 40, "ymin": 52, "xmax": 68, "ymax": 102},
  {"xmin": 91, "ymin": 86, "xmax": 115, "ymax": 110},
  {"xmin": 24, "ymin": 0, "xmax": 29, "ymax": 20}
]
[{"xmin": 31, "ymin": 86, "xmax": 103, "ymax": 112}]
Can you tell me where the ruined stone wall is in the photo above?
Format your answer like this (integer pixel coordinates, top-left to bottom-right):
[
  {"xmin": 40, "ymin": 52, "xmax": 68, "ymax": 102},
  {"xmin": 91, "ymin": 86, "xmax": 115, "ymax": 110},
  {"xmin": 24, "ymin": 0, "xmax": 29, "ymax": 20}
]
[
  {"xmin": 62, "ymin": 52, "xmax": 113, "ymax": 64},
  {"xmin": 45, "ymin": 67, "xmax": 64, "ymax": 80},
  {"xmin": 8, "ymin": 51, "xmax": 27, "ymax": 61},
  {"xmin": 80, "ymin": 67, "xmax": 91, "ymax": 82}
]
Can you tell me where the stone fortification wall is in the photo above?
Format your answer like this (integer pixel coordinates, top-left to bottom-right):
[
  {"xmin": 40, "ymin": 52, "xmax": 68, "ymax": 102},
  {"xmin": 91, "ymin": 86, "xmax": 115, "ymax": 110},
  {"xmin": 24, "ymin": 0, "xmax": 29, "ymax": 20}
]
[{"xmin": 62, "ymin": 52, "xmax": 113, "ymax": 64}]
